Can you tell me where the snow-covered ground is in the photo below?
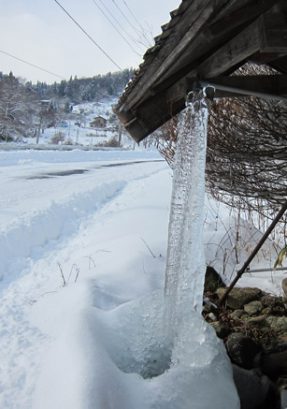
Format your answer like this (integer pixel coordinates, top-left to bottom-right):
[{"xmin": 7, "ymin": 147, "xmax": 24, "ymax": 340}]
[{"xmin": 0, "ymin": 149, "xmax": 285, "ymax": 408}]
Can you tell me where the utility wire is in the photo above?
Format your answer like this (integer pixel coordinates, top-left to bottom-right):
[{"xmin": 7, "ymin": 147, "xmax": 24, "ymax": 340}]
[
  {"xmin": 111, "ymin": 0, "xmax": 141, "ymax": 37},
  {"xmin": 91, "ymin": 0, "xmax": 141, "ymax": 56},
  {"xmin": 52, "ymin": 0, "xmax": 122, "ymax": 70},
  {"xmin": 121, "ymin": 0, "xmax": 153, "ymax": 47},
  {"xmin": 0, "ymin": 49, "xmax": 65, "ymax": 80},
  {"xmin": 97, "ymin": 0, "xmax": 144, "ymax": 51},
  {"xmin": 121, "ymin": 0, "xmax": 146, "ymax": 34}
]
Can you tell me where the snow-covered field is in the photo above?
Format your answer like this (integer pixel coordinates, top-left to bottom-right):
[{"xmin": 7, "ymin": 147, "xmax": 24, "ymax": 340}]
[
  {"xmin": 0, "ymin": 149, "xmax": 171, "ymax": 408},
  {"xmin": 0, "ymin": 149, "xmax": 285, "ymax": 408},
  {"xmin": 23, "ymin": 97, "xmax": 135, "ymax": 148}
]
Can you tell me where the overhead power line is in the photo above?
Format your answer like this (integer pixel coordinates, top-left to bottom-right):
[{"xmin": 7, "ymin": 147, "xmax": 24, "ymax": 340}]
[
  {"xmin": 97, "ymin": 0, "xmax": 145, "ymax": 51},
  {"xmin": 112, "ymin": 0, "xmax": 152, "ymax": 47},
  {"xmin": 0, "ymin": 49, "xmax": 65, "ymax": 80},
  {"xmin": 92, "ymin": 0, "xmax": 141, "ymax": 56},
  {"xmin": 121, "ymin": 0, "xmax": 147, "ymax": 34},
  {"xmin": 52, "ymin": 0, "xmax": 122, "ymax": 71},
  {"xmin": 111, "ymin": 0, "xmax": 141, "ymax": 36},
  {"xmin": 121, "ymin": 0, "xmax": 154, "ymax": 47}
]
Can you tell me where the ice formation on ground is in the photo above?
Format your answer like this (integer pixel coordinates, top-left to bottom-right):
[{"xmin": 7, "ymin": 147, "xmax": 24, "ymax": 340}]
[{"xmin": 33, "ymin": 290, "xmax": 240, "ymax": 409}]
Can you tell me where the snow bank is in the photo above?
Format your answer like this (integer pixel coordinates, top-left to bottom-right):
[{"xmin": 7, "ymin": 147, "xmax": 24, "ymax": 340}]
[
  {"xmin": 33, "ymin": 289, "xmax": 240, "ymax": 409},
  {"xmin": 0, "ymin": 181, "xmax": 125, "ymax": 289}
]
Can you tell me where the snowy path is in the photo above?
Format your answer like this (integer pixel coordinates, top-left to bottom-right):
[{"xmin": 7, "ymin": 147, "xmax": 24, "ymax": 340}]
[
  {"xmin": 0, "ymin": 150, "xmax": 170, "ymax": 409},
  {"xmin": 0, "ymin": 153, "xmax": 164, "ymax": 288}
]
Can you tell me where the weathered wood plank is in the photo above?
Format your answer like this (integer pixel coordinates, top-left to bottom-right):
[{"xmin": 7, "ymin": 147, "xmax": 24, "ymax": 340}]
[
  {"xmin": 260, "ymin": 5, "xmax": 287, "ymax": 53},
  {"xmin": 152, "ymin": 1, "xmax": 277, "ymax": 95},
  {"xmin": 123, "ymin": 0, "xmax": 222, "ymax": 110},
  {"xmin": 269, "ymin": 55, "xmax": 287, "ymax": 74},
  {"xmin": 212, "ymin": 0, "xmax": 253, "ymax": 23},
  {"xmin": 212, "ymin": 0, "xmax": 281, "ymax": 25},
  {"xmin": 197, "ymin": 20, "xmax": 262, "ymax": 78},
  {"xmin": 210, "ymin": 0, "xmax": 282, "ymax": 36}
]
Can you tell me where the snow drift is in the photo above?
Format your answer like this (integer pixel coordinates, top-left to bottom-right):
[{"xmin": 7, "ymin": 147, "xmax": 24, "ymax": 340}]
[
  {"xmin": 33, "ymin": 289, "xmax": 239, "ymax": 409},
  {"xmin": 0, "ymin": 181, "xmax": 125, "ymax": 289}
]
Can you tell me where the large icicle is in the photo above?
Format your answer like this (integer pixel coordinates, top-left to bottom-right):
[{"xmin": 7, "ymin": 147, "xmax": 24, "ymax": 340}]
[{"xmin": 164, "ymin": 90, "xmax": 209, "ymax": 338}]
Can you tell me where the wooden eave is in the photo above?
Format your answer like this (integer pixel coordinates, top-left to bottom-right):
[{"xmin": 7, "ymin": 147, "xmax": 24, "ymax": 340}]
[{"xmin": 115, "ymin": 0, "xmax": 287, "ymax": 142}]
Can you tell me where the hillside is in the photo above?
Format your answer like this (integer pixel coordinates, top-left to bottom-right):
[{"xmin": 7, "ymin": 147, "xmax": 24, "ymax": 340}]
[{"xmin": 0, "ymin": 69, "xmax": 134, "ymax": 146}]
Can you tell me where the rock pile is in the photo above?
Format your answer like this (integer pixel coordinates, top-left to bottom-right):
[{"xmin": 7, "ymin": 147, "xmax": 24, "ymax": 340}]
[{"xmin": 203, "ymin": 267, "xmax": 287, "ymax": 409}]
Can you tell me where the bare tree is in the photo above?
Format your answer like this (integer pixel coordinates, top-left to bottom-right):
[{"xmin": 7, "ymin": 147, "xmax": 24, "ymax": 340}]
[
  {"xmin": 158, "ymin": 64, "xmax": 287, "ymax": 218},
  {"xmin": 207, "ymin": 96, "xmax": 287, "ymax": 210},
  {"xmin": 0, "ymin": 73, "xmax": 38, "ymax": 141}
]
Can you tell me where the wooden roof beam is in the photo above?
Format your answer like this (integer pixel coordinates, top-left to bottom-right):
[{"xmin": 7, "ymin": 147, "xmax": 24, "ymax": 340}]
[
  {"xmin": 119, "ymin": 74, "xmax": 287, "ymax": 142},
  {"xmin": 196, "ymin": 11, "xmax": 287, "ymax": 79},
  {"xmin": 260, "ymin": 6, "xmax": 287, "ymax": 53},
  {"xmin": 197, "ymin": 18, "xmax": 262, "ymax": 78},
  {"xmin": 152, "ymin": 0, "xmax": 279, "ymax": 93}
]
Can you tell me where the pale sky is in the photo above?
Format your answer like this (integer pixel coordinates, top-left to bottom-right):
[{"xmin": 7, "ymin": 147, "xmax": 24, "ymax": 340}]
[{"xmin": 0, "ymin": 0, "xmax": 180, "ymax": 83}]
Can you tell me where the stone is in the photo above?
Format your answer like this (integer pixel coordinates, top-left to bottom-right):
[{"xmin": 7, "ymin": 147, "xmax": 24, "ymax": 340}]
[
  {"xmin": 269, "ymin": 342, "xmax": 287, "ymax": 354},
  {"xmin": 232, "ymin": 364, "xmax": 280, "ymax": 409},
  {"xmin": 271, "ymin": 304, "xmax": 286, "ymax": 315},
  {"xmin": 262, "ymin": 307, "xmax": 272, "ymax": 315},
  {"xmin": 282, "ymin": 278, "xmax": 287, "ymax": 298},
  {"xmin": 244, "ymin": 300, "xmax": 263, "ymax": 316},
  {"xmin": 230, "ymin": 309, "xmax": 245, "ymax": 320},
  {"xmin": 266, "ymin": 316, "xmax": 287, "ymax": 334},
  {"xmin": 207, "ymin": 312, "xmax": 217, "ymax": 321},
  {"xmin": 204, "ymin": 266, "xmax": 225, "ymax": 293},
  {"xmin": 216, "ymin": 287, "xmax": 262, "ymax": 310},
  {"xmin": 261, "ymin": 295, "xmax": 285, "ymax": 308},
  {"xmin": 210, "ymin": 321, "xmax": 231, "ymax": 339},
  {"xmin": 215, "ymin": 287, "xmax": 226, "ymax": 299},
  {"xmin": 202, "ymin": 297, "xmax": 218, "ymax": 314},
  {"xmin": 226, "ymin": 333, "xmax": 261, "ymax": 369},
  {"xmin": 260, "ymin": 351, "xmax": 287, "ymax": 380},
  {"xmin": 248, "ymin": 315, "xmax": 268, "ymax": 326},
  {"xmin": 278, "ymin": 376, "xmax": 287, "ymax": 389},
  {"xmin": 281, "ymin": 388, "xmax": 287, "ymax": 409}
]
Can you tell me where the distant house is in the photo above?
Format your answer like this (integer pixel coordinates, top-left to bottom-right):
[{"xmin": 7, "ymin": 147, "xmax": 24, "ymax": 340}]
[
  {"xmin": 90, "ymin": 116, "xmax": 107, "ymax": 129},
  {"xmin": 40, "ymin": 100, "xmax": 52, "ymax": 111},
  {"xmin": 58, "ymin": 120, "xmax": 69, "ymax": 128}
]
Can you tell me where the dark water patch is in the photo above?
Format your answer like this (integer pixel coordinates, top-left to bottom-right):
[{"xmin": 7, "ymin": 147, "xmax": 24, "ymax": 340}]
[
  {"xmin": 27, "ymin": 175, "xmax": 55, "ymax": 180},
  {"xmin": 26, "ymin": 169, "xmax": 88, "ymax": 179},
  {"xmin": 98, "ymin": 159, "xmax": 163, "ymax": 169},
  {"xmin": 45, "ymin": 169, "xmax": 88, "ymax": 177},
  {"xmin": 24, "ymin": 159, "xmax": 164, "ymax": 180}
]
